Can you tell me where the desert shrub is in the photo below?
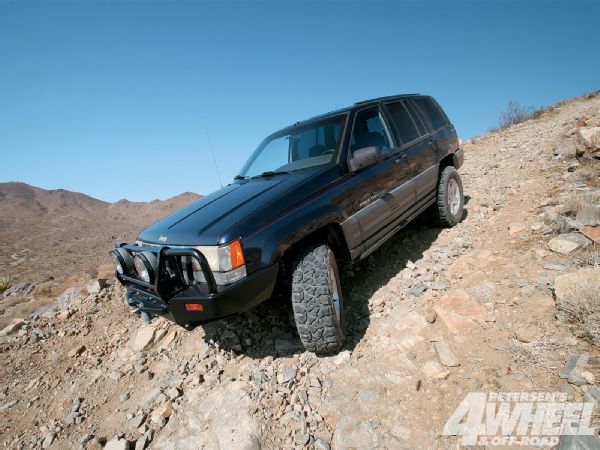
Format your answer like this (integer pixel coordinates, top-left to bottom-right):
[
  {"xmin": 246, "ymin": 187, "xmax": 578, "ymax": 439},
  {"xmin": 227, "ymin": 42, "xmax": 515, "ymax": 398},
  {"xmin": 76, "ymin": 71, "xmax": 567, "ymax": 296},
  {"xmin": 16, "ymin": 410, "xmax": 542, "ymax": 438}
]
[
  {"xmin": 0, "ymin": 275, "xmax": 12, "ymax": 294},
  {"xmin": 555, "ymin": 268, "xmax": 600, "ymax": 347},
  {"xmin": 498, "ymin": 101, "xmax": 536, "ymax": 129},
  {"xmin": 562, "ymin": 192, "xmax": 600, "ymax": 216},
  {"xmin": 574, "ymin": 164, "xmax": 600, "ymax": 188}
]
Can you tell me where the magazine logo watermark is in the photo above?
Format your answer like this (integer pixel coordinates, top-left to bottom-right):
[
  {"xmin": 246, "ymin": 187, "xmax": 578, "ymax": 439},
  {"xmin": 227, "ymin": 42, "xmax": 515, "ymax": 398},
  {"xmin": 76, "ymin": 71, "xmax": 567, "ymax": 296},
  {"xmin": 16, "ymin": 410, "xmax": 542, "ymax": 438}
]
[{"xmin": 443, "ymin": 392, "xmax": 597, "ymax": 446}]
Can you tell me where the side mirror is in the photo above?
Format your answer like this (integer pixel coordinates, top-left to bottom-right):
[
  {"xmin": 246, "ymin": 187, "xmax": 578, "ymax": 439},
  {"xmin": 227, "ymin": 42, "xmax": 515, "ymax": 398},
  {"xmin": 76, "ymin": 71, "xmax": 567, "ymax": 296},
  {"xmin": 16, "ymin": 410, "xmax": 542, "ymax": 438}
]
[{"xmin": 349, "ymin": 146, "xmax": 382, "ymax": 172}]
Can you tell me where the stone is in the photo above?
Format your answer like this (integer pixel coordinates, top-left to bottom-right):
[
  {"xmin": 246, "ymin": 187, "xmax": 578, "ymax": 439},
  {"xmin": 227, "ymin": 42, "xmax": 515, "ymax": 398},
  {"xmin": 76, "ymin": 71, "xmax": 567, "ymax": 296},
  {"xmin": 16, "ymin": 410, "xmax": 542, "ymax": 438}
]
[
  {"xmin": 0, "ymin": 318, "xmax": 25, "ymax": 336},
  {"xmin": 582, "ymin": 226, "xmax": 600, "ymax": 243},
  {"xmin": 55, "ymin": 283, "xmax": 88, "ymax": 309},
  {"xmin": 435, "ymin": 289, "xmax": 485, "ymax": 334},
  {"xmin": 109, "ymin": 371, "xmax": 123, "ymax": 381},
  {"xmin": 314, "ymin": 439, "xmax": 331, "ymax": 450},
  {"xmin": 294, "ymin": 433, "xmax": 310, "ymax": 446},
  {"xmin": 152, "ymin": 381, "xmax": 260, "ymax": 450},
  {"xmin": 277, "ymin": 366, "xmax": 298, "ymax": 384},
  {"xmin": 68, "ymin": 345, "xmax": 86, "ymax": 357},
  {"xmin": 424, "ymin": 308, "xmax": 437, "ymax": 323},
  {"xmin": 80, "ymin": 434, "xmax": 94, "ymax": 445},
  {"xmin": 548, "ymin": 233, "xmax": 591, "ymax": 254},
  {"xmin": 514, "ymin": 325, "xmax": 537, "ymax": 344},
  {"xmin": 576, "ymin": 205, "xmax": 600, "ymax": 226},
  {"xmin": 432, "ymin": 341, "xmax": 460, "ymax": 367},
  {"xmin": 150, "ymin": 403, "xmax": 172, "ymax": 427},
  {"xmin": 104, "ymin": 438, "xmax": 129, "ymax": 450},
  {"xmin": 407, "ymin": 283, "xmax": 427, "ymax": 297},
  {"xmin": 553, "ymin": 139, "xmax": 577, "ymax": 157},
  {"xmin": 577, "ymin": 126, "xmax": 600, "ymax": 149},
  {"xmin": 581, "ymin": 371, "xmax": 595, "ymax": 384},
  {"xmin": 333, "ymin": 417, "xmax": 380, "ymax": 450},
  {"xmin": 87, "ymin": 279, "xmax": 107, "ymax": 295},
  {"xmin": 219, "ymin": 329, "xmax": 242, "ymax": 352},
  {"xmin": 557, "ymin": 434, "xmax": 600, "ymax": 450},
  {"xmin": 129, "ymin": 326, "xmax": 156, "ymax": 352},
  {"xmin": 331, "ymin": 350, "xmax": 351, "ymax": 366},
  {"xmin": 421, "ymin": 360, "xmax": 450, "ymax": 379},
  {"xmin": 0, "ymin": 400, "xmax": 18, "ymax": 412},
  {"xmin": 135, "ymin": 430, "xmax": 152, "ymax": 450},
  {"xmin": 130, "ymin": 413, "xmax": 147, "ymax": 428},
  {"xmin": 165, "ymin": 386, "xmax": 181, "ymax": 400},
  {"xmin": 41, "ymin": 433, "xmax": 55, "ymax": 449},
  {"xmin": 509, "ymin": 223, "xmax": 527, "ymax": 235},
  {"xmin": 2, "ymin": 282, "xmax": 35, "ymax": 298}
]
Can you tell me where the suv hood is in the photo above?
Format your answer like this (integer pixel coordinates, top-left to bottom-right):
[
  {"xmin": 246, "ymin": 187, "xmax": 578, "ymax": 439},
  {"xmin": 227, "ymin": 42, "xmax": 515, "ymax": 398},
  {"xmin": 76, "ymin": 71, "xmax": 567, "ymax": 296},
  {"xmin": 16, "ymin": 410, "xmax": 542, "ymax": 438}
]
[{"xmin": 138, "ymin": 167, "xmax": 333, "ymax": 246}]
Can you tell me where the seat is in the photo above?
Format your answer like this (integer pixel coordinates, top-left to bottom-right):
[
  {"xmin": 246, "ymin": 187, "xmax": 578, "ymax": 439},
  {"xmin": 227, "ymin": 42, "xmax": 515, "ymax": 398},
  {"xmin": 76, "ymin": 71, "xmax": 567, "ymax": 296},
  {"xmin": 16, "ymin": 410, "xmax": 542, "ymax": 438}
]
[{"xmin": 308, "ymin": 144, "xmax": 326, "ymax": 157}]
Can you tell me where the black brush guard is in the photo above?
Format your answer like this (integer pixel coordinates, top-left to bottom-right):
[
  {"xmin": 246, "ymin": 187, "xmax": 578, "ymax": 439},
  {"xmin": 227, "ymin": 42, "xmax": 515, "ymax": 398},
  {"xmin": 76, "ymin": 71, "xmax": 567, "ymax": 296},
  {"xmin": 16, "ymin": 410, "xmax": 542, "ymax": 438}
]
[{"xmin": 115, "ymin": 242, "xmax": 216, "ymax": 314}]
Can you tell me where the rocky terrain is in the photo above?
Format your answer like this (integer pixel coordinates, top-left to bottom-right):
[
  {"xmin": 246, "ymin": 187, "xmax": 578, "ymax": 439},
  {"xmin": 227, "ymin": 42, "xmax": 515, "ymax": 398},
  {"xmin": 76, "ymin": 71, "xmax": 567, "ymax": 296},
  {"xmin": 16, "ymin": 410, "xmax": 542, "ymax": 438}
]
[
  {"xmin": 0, "ymin": 183, "xmax": 200, "ymax": 327},
  {"xmin": 1, "ymin": 92, "xmax": 599, "ymax": 449}
]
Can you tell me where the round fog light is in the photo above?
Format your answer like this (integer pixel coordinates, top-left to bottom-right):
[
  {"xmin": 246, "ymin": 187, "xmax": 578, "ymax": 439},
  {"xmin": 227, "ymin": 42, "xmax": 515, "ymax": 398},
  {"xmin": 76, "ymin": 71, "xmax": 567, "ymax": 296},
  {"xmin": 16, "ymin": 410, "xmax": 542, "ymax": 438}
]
[
  {"xmin": 133, "ymin": 251, "xmax": 158, "ymax": 283},
  {"xmin": 110, "ymin": 248, "xmax": 134, "ymax": 275}
]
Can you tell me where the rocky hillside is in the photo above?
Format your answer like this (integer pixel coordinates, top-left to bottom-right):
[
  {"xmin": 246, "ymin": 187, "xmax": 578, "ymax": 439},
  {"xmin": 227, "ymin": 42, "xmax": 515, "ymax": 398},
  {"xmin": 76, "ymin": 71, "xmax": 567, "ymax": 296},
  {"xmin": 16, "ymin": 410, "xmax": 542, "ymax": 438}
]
[
  {"xmin": 1, "ymin": 92, "xmax": 599, "ymax": 449},
  {"xmin": 0, "ymin": 183, "xmax": 200, "ymax": 316}
]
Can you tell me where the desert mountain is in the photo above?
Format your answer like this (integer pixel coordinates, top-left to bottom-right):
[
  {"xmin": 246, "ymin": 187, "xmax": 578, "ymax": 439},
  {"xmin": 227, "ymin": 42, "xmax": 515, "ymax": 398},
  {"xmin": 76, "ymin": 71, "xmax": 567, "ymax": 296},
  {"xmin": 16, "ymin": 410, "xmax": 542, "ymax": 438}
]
[{"xmin": 0, "ymin": 182, "xmax": 200, "ymax": 284}]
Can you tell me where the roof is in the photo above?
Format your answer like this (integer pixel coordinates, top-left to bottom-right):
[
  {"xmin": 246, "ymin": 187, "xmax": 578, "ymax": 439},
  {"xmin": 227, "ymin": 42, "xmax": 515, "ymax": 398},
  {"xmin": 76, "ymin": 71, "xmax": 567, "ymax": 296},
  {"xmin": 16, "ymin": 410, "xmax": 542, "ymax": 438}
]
[{"xmin": 298, "ymin": 93, "xmax": 422, "ymax": 124}]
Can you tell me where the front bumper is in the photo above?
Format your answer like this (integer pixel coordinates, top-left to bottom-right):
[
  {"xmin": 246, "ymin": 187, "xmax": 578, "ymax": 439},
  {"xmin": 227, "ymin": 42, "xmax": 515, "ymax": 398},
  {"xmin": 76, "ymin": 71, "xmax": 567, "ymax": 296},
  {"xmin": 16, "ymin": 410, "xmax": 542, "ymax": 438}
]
[{"xmin": 114, "ymin": 243, "xmax": 279, "ymax": 326}]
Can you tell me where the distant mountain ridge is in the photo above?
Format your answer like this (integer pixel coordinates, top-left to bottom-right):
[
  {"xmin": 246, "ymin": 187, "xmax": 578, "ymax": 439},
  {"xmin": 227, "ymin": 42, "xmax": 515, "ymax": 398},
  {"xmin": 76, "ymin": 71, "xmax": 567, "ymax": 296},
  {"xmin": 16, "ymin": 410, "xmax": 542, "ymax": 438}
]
[{"xmin": 0, "ymin": 182, "xmax": 201, "ymax": 284}]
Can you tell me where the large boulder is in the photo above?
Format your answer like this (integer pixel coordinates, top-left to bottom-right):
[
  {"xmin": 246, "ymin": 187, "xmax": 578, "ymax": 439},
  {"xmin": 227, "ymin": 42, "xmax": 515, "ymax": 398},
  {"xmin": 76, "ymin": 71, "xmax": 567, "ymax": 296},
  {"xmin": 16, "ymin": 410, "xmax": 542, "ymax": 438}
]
[{"xmin": 152, "ymin": 381, "xmax": 261, "ymax": 450}]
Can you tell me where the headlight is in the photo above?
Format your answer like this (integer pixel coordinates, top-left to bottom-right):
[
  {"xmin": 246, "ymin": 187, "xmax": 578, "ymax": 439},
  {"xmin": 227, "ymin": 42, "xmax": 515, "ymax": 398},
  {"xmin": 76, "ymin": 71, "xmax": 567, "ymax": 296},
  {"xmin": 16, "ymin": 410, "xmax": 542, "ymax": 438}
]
[
  {"xmin": 133, "ymin": 251, "xmax": 158, "ymax": 283},
  {"xmin": 192, "ymin": 239, "xmax": 246, "ymax": 286},
  {"xmin": 110, "ymin": 248, "xmax": 134, "ymax": 275},
  {"xmin": 195, "ymin": 239, "xmax": 245, "ymax": 272}
]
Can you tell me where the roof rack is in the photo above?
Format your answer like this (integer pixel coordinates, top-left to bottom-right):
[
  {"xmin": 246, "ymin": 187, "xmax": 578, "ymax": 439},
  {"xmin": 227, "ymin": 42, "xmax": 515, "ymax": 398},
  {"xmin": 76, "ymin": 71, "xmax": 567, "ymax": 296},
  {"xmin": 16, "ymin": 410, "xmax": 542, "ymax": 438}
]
[{"xmin": 354, "ymin": 94, "xmax": 420, "ymax": 105}]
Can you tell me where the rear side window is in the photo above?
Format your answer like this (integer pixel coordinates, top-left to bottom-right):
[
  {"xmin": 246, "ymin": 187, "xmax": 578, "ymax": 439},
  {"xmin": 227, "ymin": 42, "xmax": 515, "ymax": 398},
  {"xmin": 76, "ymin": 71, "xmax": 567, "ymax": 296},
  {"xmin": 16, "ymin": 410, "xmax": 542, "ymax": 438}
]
[
  {"xmin": 413, "ymin": 97, "xmax": 448, "ymax": 130},
  {"xmin": 384, "ymin": 102, "xmax": 420, "ymax": 144}
]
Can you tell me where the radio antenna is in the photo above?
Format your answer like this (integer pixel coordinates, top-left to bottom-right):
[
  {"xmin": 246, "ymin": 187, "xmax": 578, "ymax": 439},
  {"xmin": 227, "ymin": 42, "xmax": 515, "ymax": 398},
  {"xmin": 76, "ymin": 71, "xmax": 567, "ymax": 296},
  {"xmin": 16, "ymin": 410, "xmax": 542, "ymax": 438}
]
[{"xmin": 202, "ymin": 115, "xmax": 223, "ymax": 188}]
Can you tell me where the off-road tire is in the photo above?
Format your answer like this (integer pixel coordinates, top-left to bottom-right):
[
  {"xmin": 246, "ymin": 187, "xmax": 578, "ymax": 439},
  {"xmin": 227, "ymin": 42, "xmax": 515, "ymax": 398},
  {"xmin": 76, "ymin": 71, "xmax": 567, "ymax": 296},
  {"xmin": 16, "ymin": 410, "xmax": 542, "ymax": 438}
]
[
  {"xmin": 291, "ymin": 243, "xmax": 345, "ymax": 353},
  {"xmin": 434, "ymin": 165, "xmax": 464, "ymax": 227}
]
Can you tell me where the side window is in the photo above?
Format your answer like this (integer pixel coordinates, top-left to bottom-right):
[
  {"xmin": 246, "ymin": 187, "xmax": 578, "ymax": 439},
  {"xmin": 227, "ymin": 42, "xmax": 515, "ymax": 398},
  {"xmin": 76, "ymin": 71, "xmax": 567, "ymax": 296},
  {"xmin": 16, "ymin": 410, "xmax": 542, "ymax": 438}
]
[
  {"xmin": 385, "ymin": 102, "xmax": 420, "ymax": 144},
  {"xmin": 413, "ymin": 97, "xmax": 448, "ymax": 130},
  {"xmin": 350, "ymin": 108, "xmax": 393, "ymax": 155}
]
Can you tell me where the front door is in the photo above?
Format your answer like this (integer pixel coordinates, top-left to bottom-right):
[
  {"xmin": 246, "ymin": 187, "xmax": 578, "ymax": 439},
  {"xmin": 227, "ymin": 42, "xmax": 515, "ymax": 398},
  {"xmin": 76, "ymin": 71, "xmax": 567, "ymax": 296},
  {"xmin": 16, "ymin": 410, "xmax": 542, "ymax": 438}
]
[{"xmin": 348, "ymin": 106, "xmax": 414, "ymax": 243}]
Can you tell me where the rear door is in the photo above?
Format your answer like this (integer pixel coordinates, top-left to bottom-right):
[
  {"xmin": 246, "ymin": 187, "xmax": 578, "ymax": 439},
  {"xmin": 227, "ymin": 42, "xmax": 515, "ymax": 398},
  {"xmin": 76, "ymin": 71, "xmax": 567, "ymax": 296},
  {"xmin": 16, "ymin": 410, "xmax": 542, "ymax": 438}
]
[
  {"xmin": 384, "ymin": 100, "xmax": 438, "ymax": 201},
  {"xmin": 347, "ymin": 106, "xmax": 414, "ymax": 242}
]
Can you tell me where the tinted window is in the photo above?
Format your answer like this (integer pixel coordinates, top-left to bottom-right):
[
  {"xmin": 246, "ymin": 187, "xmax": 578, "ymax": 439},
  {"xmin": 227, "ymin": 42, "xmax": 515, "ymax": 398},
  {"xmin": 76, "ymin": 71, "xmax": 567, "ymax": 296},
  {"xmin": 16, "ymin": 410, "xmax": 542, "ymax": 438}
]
[
  {"xmin": 350, "ymin": 108, "xmax": 393, "ymax": 155},
  {"xmin": 239, "ymin": 116, "xmax": 345, "ymax": 177},
  {"xmin": 385, "ymin": 102, "xmax": 420, "ymax": 144},
  {"xmin": 413, "ymin": 97, "xmax": 448, "ymax": 130}
]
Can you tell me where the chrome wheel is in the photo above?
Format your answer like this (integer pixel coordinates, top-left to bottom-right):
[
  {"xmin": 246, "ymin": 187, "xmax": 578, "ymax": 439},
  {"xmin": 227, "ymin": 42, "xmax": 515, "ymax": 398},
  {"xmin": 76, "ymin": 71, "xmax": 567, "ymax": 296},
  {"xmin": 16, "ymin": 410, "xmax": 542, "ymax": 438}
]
[{"xmin": 447, "ymin": 178, "xmax": 461, "ymax": 216}]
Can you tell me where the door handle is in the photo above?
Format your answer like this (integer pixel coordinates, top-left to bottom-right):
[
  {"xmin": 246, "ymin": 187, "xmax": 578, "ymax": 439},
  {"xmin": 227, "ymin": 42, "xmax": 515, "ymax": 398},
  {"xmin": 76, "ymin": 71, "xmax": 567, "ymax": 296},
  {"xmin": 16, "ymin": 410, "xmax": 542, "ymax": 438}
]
[{"xmin": 394, "ymin": 155, "xmax": 407, "ymax": 164}]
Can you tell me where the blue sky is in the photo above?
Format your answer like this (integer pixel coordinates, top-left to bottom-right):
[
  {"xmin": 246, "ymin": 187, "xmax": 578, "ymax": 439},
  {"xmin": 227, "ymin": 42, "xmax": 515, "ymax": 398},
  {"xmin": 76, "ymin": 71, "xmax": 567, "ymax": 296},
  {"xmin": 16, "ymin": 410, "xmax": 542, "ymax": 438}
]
[{"xmin": 1, "ymin": 1, "xmax": 599, "ymax": 202}]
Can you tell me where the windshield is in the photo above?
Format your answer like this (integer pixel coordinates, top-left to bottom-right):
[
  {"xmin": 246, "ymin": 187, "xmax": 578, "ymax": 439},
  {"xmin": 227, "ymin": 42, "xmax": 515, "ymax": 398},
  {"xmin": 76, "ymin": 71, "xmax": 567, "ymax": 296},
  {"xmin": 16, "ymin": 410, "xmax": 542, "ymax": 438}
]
[{"xmin": 239, "ymin": 115, "xmax": 347, "ymax": 178}]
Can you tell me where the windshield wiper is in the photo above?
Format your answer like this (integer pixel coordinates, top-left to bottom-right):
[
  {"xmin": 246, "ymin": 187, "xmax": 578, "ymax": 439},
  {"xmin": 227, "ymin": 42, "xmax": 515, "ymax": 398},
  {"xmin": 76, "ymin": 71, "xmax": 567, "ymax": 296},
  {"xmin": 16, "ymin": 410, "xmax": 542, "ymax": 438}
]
[
  {"xmin": 234, "ymin": 175, "xmax": 248, "ymax": 180},
  {"xmin": 253, "ymin": 170, "xmax": 290, "ymax": 178}
]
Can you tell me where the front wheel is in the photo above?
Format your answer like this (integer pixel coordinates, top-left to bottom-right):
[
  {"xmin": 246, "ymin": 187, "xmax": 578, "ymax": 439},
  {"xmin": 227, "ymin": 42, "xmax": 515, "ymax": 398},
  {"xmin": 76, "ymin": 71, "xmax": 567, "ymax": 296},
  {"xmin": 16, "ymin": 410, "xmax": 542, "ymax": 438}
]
[
  {"xmin": 291, "ymin": 243, "xmax": 345, "ymax": 353},
  {"xmin": 434, "ymin": 166, "xmax": 464, "ymax": 227}
]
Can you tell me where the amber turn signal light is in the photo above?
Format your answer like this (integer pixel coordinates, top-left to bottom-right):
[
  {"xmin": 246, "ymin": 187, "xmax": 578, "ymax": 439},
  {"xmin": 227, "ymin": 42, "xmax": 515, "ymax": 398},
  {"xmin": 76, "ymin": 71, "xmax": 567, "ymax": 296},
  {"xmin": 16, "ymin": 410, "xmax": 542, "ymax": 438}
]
[
  {"xmin": 229, "ymin": 239, "xmax": 245, "ymax": 269},
  {"xmin": 185, "ymin": 303, "xmax": 204, "ymax": 311}
]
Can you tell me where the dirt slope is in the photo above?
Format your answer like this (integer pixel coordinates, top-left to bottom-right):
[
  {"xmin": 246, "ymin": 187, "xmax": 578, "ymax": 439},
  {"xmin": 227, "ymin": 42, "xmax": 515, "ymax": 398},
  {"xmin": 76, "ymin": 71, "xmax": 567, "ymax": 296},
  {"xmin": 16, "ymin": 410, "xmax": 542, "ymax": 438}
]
[{"xmin": 1, "ymin": 93, "xmax": 599, "ymax": 449}]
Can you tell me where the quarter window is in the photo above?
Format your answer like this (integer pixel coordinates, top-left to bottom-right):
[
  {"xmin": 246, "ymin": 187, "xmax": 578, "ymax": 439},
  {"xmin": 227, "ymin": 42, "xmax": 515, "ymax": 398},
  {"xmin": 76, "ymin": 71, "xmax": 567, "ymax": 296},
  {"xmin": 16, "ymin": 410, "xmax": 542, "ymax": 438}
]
[
  {"xmin": 385, "ymin": 102, "xmax": 420, "ymax": 144},
  {"xmin": 413, "ymin": 97, "xmax": 448, "ymax": 130}
]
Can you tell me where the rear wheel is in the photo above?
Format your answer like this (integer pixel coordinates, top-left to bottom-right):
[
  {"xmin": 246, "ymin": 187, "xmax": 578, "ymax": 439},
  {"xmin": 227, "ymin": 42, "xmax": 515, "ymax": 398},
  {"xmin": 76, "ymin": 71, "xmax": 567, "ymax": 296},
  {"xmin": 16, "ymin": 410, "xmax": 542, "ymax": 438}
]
[
  {"xmin": 291, "ymin": 243, "xmax": 345, "ymax": 353},
  {"xmin": 434, "ymin": 165, "xmax": 464, "ymax": 227}
]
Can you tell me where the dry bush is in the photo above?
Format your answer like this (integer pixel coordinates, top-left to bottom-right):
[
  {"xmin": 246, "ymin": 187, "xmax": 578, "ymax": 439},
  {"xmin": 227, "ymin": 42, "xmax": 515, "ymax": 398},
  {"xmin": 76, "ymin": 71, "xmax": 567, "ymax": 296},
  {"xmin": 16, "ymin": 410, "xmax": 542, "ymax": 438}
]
[
  {"xmin": 574, "ymin": 164, "xmax": 600, "ymax": 188},
  {"xmin": 562, "ymin": 192, "xmax": 600, "ymax": 216},
  {"xmin": 505, "ymin": 327, "xmax": 566, "ymax": 371},
  {"xmin": 577, "ymin": 243, "xmax": 600, "ymax": 268},
  {"xmin": 498, "ymin": 101, "xmax": 536, "ymax": 129},
  {"xmin": 555, "ymin": 268, "xmax": 600, "ymax": 347},
  {"xmin": 0, "ymin": 275, "xmax": 12, "ymax": 294}
]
